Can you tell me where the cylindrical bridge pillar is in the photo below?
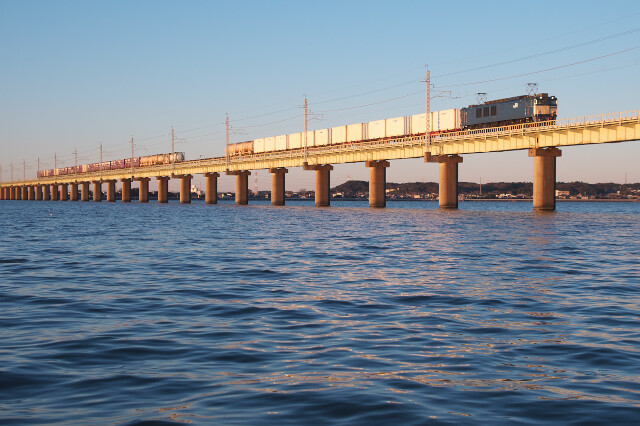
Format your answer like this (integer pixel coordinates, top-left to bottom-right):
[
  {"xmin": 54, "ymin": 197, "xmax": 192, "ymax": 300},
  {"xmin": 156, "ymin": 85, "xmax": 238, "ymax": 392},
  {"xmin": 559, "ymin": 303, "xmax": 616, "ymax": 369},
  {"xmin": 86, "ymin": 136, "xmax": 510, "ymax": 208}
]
[
  {"xmin": 529, "ymin": 147, "xmax": 562, "ymax": 211},
  {"xmin": 36, "ymin": 185, "xmax": 43, "ymax": 201},
  {"xmin": 426, "ymin": 154, "xmax": 463, "ymax": 209},
  {"xmin": 226, "ymin": 171, "xmax": 251, "ymax": 205},
  {"xmin": 204, "ymin": 173, "xmax": 219, "ymax": 204},
  {"xmin": 28, "ymin": 186, "xmax": 35, "ymax": 201},
  {"xmin": 70, "ymin": 184, "xmax": 78, "ymax": 201},
  {"xmin": 51, "ymin": 185, "xmax": 59, "ymax": 201},
  {"xmin": 80, "ymin": 182, "xmax": 89, "ymax": 201},
  {"xmin": 137, "ymin": 178, "xmax": 150, "ymax": 203},
  {"xmin": 121, "ymin": 179, "xmax": 131, "ymax": 203},
  {"xmin": 179, "ymin": 175, "xmax": 192, "ymax": 204},
  {"xmin": 269, "ymin": 168, "xmax": 288, "ymax": 206},
  {"xmin": 59, "ymin": 184, "xmax": 68, "ymax": 201},
  {"xmin": 93, "ymin": 181, "xmax": 102, "ymax": 202},
  {"xmin": 43, "ymin": 185, "xmax": 51, "ymax": 201},
  {"xmin": 106, "ymin": 180, "xmax": 116, "ymax": 202},
  {"xmin": 157, "ymin": 176, "xmax": 169, "ymax": 203},
  {"xmin": 304, "ymin": 163, "xmax": 334, "ymax": 207},
  {"xmin": 21, "ymin": 186, "xmax": 28, "ymax": 201},
  {"xmin": 366, "ymin": 160, "xmax": 390, "ymax": 208}
]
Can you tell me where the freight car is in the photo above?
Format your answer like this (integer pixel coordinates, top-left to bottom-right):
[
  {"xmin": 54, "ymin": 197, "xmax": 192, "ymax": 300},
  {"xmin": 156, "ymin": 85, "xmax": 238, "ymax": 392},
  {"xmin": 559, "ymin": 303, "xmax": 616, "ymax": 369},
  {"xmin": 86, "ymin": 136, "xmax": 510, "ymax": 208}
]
[
  {"xmin": 37, "ymin": 152, "xmax": 185, "ymax": 178},
  {"xmin": 460, "ymin": 93, "xmax": 557, "ymax": 129}
]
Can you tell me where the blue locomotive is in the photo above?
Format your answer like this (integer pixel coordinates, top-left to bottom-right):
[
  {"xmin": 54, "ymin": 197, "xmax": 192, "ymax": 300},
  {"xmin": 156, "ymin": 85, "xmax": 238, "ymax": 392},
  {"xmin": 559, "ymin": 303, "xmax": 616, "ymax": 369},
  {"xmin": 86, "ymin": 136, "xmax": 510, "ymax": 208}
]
[{"xmin": 461, "ymin": 93, "xmax": 557, "ymax": 129}]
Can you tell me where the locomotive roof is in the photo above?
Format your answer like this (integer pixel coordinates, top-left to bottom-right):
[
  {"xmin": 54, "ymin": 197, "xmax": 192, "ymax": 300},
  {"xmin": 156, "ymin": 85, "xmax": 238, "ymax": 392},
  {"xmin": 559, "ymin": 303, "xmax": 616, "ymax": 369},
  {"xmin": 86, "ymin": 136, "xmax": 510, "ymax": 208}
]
[{"xmin": 467, "ymin": 93, "xmax": 551, "ymax": 108}]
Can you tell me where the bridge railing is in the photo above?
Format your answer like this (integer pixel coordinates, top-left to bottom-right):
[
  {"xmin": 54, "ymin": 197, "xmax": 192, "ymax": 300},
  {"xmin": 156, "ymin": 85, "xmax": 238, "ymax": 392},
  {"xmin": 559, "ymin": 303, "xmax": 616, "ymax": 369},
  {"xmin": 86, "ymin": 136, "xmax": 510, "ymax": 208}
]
[{"xmin": 434, "ymin": 109, "xmax": 640, "ymax": 142}]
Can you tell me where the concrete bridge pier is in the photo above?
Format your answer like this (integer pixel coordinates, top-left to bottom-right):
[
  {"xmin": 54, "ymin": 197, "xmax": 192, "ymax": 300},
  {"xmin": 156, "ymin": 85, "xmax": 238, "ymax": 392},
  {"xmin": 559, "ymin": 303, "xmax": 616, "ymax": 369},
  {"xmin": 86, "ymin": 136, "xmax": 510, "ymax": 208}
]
[
  {"xmin": 43, "ymin": 185, "xmax": 50, "ymax": 201},
  {"xmin": 157, "ymin": 176, "xmax": 169, "ymax": 203},
  {"xmin": 92, "ymin": 181, "xmax": 102, "ymax": 202},
  {"xmin": 60, "ymin": 184, "xmax": 68, "ymax": 201},
  {"xmin": 28, "ymin": 186, "xmax": 35, "ymax": 201},
  {"xmin": 366, "ymin": 160, "xmax": 390, "ymax": 208},
  {"xmin": 304, "ymin": 163, "xmax": 333, "ymax": 207},
  {"xmin": 106, "ymin": 180, "xmax": 116, "ymax": 202},
  {"xmin": 227, "ymin": 171, "xmax": 251, "ymax": 205},
  {"xmin": 15, "ymin": 187, "xmax": 22, "ymax": 200},
  {"xmin": 426, "ymin": 153, "xmax": 463, "ymax": 209},
  {"xmin": 137, "ymin": 178, "xmax": 150, "ymax": 203},
  {"xmin": 51, "ymin": 185, "xmax": 59, "ymax": 201},
  {"xmin": 179, "ymin": 175, "xmax": 192, "ymax": 204},
  {"xmin": 21, "ymin": 186, "xmax": 28, "ymax": 201},
  {"xmin": 36, "ymin": 185, "xmax": 43, "ymax": 201},
  {"xmin": 70, "ymin": 184, "xmax": 78, "ymax": 201},
  {"xmin": 80, "ymin": 182, "xmax": 90, "ymax": 201},
  {"xmin": 121, "ymin": 179, "xmax": 131, "ymax": 203},
  {"xmin": 269, "ymin": 168, "xmax": 288, "ymax": 206},
  {"xmin": 529, "ymin": 147, "xmax": 562, "ymax": 211},
  {"xmin": 204, "ymin": 172, "xmax": 219, "ymax": 204}
]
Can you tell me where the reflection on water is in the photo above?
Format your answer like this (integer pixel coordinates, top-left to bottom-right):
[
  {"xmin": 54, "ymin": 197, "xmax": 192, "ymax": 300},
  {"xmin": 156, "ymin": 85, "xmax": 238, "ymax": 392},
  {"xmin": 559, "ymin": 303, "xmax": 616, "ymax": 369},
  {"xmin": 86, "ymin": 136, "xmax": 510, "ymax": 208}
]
[{"xmin": 1, "ymin": 200, "xmax": 639, "ymax": 424}]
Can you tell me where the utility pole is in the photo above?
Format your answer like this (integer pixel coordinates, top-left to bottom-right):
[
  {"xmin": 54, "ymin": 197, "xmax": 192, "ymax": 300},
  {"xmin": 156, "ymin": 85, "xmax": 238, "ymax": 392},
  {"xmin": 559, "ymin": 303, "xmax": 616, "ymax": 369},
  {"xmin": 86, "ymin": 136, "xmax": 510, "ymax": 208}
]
[
  {"xmin": 303, "ymin": 96, "xmax": 308, "ymax": 163},
  {"xmin": 225, "ymin": 114, "xmax": 230, "ymax": 170},
  {"xmin": 54, "ymin": 153, "xmax": 57, "ymax": 171},
  {"xmin": 171, "ymin": 126, "xmax": 175, "ymax": 176},
  {"xmin": 100, "ymin": 144, "xmax": 103, "ymax": 180},
  {"xmin": 75, "ymin": 149, "xmax": 78, "ymax": 177},
  {"xmin": 37, "ymin": 157, "xmax": 40, "ymax": 176},
  {"xmin": 131, "ymin": 136, "xmax": 134, "ymax": 175},
  {"xmin": 425, "ymin": 67, "xmax": 431, "ymax": 153}
]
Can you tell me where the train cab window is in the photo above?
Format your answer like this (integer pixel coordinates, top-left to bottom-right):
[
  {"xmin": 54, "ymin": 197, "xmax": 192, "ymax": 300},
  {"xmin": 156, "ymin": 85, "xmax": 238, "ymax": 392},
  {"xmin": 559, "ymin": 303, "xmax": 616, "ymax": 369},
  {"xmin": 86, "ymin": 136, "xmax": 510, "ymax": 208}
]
[
  {"xmin": 476, "ymin": 109, "xmax": 482, "ymax": 118},
  {"xmin": 491, "ymin": 105, "xmax": 497, "ymax": 116},
  {"xmin": 483, "ymin": 107, "xmax": 490, "ymax": 117}
]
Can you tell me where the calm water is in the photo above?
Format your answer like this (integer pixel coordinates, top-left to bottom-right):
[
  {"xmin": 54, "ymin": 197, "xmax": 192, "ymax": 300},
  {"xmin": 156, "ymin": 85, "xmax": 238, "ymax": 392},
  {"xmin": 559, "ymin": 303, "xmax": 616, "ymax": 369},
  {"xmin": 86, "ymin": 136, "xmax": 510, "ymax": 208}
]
[{"xmin": 1, "ymin": 199, "xmax": 639, "ymax": 425}]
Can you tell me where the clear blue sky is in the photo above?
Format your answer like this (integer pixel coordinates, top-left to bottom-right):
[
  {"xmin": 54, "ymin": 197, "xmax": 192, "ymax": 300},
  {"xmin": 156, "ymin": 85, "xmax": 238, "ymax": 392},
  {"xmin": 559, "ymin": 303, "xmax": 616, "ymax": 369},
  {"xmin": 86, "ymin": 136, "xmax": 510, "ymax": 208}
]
[{"xmin": 1, "ymin": 0, "xmax": 639, "ymax": 191}]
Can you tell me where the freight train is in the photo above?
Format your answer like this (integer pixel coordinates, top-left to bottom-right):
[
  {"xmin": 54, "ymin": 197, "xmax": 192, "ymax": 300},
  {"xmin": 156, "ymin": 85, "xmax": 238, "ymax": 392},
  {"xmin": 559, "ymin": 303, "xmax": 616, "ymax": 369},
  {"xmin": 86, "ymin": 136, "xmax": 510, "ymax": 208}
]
[
  {"xmin": 225, "ymin": 93, "xmax": 557, "ymax": 157},
  {"xmin": 38, "ymin": 152, "xmax": 185, "ymax": 178}
]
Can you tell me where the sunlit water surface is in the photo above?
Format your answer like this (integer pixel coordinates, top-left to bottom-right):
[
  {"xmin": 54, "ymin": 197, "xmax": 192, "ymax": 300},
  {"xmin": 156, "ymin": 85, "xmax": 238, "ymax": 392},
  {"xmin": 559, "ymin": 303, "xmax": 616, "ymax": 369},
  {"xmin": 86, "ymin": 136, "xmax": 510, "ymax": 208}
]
[{"xmin": 1, "ymin": 200, "xmax": 639, "ymax": 425}]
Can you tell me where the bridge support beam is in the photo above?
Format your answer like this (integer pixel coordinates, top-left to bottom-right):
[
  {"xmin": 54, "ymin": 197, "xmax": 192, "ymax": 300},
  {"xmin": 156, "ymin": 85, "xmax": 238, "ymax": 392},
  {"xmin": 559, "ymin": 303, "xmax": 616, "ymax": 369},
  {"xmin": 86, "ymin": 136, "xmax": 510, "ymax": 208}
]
[
  {"xmin": 80, "ymin": 182, "xmax": 89, "ymax": 202},
  {"xmin": 92, "ymin": 181, "xmax": 102, "ymax": 202},
  {"xmin": 179, "ymin": 175, "xmax": 192, "ymax": 204},
  {"xmin": 21, "ymin": 186, "xmax": 28, "ymax": 201},
  {"xmin": 426, "ymin": 153, "xmax": 463, "ymax": 209},
  {"xmin": 121, "ymin": 179, "xmax": 131, "ymax": 203},
  {"xmin": 27, "ymin": 186, "xmax": 35, "ymax": 201},
  {"xmin": 51, "ymin": 185, "xmax": 59, "ymax": 201},
  {"xmin": 269, "ymin": 168, "xmax": 288, "ymax": 206},
  {"xmin": 529, "ymin": 147, "xmax": 562, "ymax": 211},
  {"xmin": 106, "ymin": 180, "xmax": 116, "ymax": 202},
  {"xmin": 59, "ymin": 184, "xmax": 68, "ymax": 201},
  {"xmin": 36, "ymin": 185, "xmax": 42, "ymax": 201},
  {"xmin": 204, "ymin": 173, "xmax": 219, "ymax": 204},
  {"xmin": 304, "ymin": 163, "xmax": 333, "ymax": 207},
  {"xmin": 227, "ymin": 171, "xmax": 251, "ymax": 205},
  {"xmin": 137, "ymin": 178, "xmax": 150, "ymax": 203},
  {"xmin": 366, "ymin": 160, "xmax": 390, "ymax": 208},
  {"xmin": 157, "ymin": 176, "xmax": 169, "ymax": 203},
  {"xmin": 70, "ymin": 184, "xmax": 78, "ymax": 201},
  {"xmin": 43, "ymin": 185, "xmax": 50, "ymax": 201}
]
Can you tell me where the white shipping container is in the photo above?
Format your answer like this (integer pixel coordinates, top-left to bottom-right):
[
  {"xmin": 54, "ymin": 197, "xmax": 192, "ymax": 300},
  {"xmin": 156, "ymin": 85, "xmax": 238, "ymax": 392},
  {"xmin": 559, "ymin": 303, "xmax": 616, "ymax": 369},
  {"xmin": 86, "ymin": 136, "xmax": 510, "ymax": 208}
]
[
  {"xmin": 331, "ymin": 126, "xmax": 347, "ymax": 144},
  {"xmin": 347, "ymin": 123, "xmax": 365, "ymax": 142},
  {"xmin": 432, "ymin": 109, "xmax": 460, "ymax": 132},
  {"xmin": 289, "ymin": 132, "xmax": 302, "ymax": 149},
  {"xmin": 304, "ymin": 131, "xmax": 315, "ymax": 147},
  {"xmin": 368, "ymin": 119, "xmax": 386, "ymax": 139},
  {"xmin": 315, "ymin": 128, "xmax": 330, "ymax": 146},
  {"xmin": 411, "ymin": 113, "xmax": 427, "ymax": 134},
  {"xmin": 276, "ymin": 135, "xmax": 288, "ymax": 151},
  {"xmin": 254, "ymin": 138, "xmax": 265, "ymax": 153},
  {"xmin": 265, "ymin": 136, "xmax": 276, "ymax": 152},
  {"xmin": 386, "ymin": 116, "xmax": 409, "ymax": 137}
]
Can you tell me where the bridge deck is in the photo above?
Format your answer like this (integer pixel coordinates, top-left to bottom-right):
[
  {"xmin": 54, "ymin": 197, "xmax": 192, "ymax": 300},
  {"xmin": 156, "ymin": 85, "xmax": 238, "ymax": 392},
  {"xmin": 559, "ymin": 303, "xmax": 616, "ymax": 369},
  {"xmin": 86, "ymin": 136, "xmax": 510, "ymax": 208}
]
[{"xmin": 3, "ymin": 110, "xmax": 639, "ymax": 187}]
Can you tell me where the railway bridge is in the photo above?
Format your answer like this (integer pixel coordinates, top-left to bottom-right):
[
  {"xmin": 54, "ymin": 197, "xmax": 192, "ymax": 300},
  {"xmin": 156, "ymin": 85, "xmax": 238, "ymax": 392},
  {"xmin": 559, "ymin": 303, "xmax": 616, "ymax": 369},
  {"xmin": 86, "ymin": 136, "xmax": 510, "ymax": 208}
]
[{"xmin": 1, "ymin": 110, "xmax": 639, "ymax": 210}]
